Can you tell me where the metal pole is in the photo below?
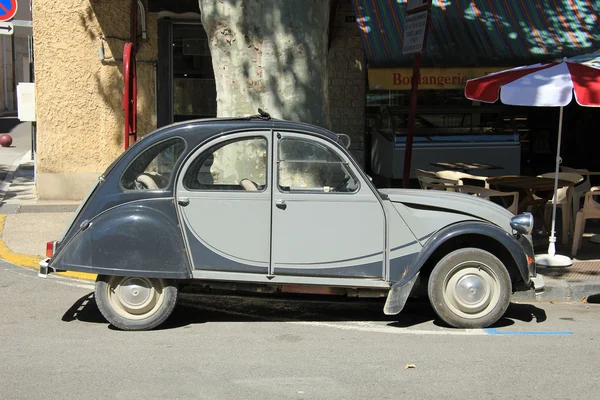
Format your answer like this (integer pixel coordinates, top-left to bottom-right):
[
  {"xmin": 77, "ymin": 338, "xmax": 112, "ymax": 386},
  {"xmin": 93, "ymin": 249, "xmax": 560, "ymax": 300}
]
[
  {"xmin": 547, "ymin": 105, "xmax": 564, "ymax": 257},
  {"xmin": 402, "ymin": 52, "xmax": 422, "ymax": 188}
]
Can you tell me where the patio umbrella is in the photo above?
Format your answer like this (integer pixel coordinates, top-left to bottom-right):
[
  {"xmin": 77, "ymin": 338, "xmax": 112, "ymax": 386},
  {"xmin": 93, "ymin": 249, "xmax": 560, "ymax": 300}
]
[{"xmin": 464, "ymin": 56, "xmax": 600, "ymax": 267}]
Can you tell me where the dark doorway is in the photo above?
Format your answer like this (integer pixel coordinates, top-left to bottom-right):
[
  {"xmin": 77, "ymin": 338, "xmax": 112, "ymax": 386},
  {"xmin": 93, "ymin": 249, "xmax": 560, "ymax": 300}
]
[{"xmin": 157, "ymin": 20, "xmax": 217, "ymax": 127}]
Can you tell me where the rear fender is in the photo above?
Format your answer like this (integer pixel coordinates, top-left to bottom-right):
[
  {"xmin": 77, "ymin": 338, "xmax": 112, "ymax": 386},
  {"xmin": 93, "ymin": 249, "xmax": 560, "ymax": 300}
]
[{"xmin": 51, "ymin": 199, "xmax": 192, "ymax": 279}]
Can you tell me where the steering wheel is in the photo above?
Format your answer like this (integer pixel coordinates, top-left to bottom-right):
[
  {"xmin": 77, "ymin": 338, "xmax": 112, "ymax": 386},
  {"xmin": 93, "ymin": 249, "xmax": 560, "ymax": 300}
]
[{"xmin": 333, "ymin": 176, "xmax": 351, "ymax": 192}]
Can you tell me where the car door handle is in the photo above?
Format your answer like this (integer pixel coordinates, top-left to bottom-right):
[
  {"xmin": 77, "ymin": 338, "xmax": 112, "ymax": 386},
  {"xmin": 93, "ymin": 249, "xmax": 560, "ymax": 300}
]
[
  {"xmin": 178, "ymin": 198, "xmax": 190, "ymax": 207},
  {"xmin": 275, "ymin": 200, "xmax": 287, "ymax": 210}
]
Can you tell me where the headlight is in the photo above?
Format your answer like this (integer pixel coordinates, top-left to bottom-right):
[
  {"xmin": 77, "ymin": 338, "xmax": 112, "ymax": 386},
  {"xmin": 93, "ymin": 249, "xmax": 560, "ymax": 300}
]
[{"xmin": 510, "ymin": 213, "xmax": 534, "ymax": 235}]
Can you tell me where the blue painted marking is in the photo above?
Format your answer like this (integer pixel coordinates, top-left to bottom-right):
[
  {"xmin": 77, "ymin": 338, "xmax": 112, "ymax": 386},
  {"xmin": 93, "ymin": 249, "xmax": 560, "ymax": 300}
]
[{"xmin": 485, "ymin": 328, "xmax": 573, "ymax": 335}]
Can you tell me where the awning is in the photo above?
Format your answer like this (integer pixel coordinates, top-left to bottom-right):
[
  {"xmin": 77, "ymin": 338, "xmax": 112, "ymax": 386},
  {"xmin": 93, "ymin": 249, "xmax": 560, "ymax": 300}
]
[{"xmin": 352, "ymin": 0, "xmax": 600, "ymax": 68}]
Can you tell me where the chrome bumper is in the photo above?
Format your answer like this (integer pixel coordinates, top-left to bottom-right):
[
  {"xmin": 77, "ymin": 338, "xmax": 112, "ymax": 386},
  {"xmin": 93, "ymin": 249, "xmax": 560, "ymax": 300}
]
[
  {"xmin": 38, "ymin": 258, "xmax": 51, "ymax": 278},
  {"xmin": 531, "ymin": 274, "xmax": 545, "ymax": 295}
]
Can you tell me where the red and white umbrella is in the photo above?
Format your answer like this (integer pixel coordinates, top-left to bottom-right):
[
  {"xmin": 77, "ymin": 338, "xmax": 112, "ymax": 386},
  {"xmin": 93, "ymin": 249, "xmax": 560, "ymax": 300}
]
[{"xmin": 465, "ymin": 56, "xmax": 600, "ymax": 266}]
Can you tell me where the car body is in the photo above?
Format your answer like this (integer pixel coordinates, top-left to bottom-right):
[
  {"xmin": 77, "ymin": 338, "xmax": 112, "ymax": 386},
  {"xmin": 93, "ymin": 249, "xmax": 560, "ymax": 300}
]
[{"xmin": 40, "ymin": 114, "xmax": 544, "ymax": 330}]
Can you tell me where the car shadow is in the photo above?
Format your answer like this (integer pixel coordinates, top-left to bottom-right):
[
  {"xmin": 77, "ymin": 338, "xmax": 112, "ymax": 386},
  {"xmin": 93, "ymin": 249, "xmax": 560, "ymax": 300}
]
[{"xmin": 62, "ymin": 292, "xmax": 548, "ymax": 332}]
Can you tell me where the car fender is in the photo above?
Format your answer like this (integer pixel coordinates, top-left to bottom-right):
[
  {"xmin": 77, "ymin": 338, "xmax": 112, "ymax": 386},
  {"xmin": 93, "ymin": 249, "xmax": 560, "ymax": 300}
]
[
  {"xmin": 51, "ymin": 199, "xmax": 192, "ymax": 279},
  {"xmin": 384, "ymin": 221, "xmax": 531, "ymax": 315}
]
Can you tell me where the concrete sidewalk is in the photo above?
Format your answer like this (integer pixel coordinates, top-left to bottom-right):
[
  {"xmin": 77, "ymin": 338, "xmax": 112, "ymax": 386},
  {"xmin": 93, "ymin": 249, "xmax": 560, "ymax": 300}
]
[{"xmin": 0, "ymin": 154, "xmax": 599, "ymax": 302}]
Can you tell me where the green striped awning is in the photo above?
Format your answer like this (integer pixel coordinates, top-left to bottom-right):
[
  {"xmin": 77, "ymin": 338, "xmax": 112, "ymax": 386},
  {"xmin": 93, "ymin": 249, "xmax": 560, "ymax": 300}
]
[{"xmin": 352, "ymin": 0, "xmax": 600, "ymax": 67}]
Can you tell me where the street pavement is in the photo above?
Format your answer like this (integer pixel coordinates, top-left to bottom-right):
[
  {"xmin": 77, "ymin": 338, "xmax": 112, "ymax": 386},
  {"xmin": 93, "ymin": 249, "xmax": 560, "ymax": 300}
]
[
  {"xmin": 1, "ymin": 258, "xmax": 599, "ymax": 400},
  {"xmin": 0, "ymin": 117, "xmax": 31, "ymax": 192}
]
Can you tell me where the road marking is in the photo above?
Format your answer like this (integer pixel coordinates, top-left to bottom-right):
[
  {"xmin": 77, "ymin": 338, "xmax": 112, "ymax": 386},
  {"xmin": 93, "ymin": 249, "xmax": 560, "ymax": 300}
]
[
  {"xmin": 181, "ymin": 300, "xmax": 575, "ymax": 336},
  {"xmin": 485, "ymin": 328, "xmax": 573, "ymax": 335},
  {"xmin": 2, "ymin": 265, "xmax": 95, "ymax": 290}
]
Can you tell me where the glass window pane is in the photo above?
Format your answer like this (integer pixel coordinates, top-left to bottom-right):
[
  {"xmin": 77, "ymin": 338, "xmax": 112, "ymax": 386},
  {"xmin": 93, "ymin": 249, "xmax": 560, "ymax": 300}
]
[
  {"xmin": 121, "ymin": 139, "xmax": 186, "ymax": 190},
  {"xmin": 278, "ymin": 138, "xmax": 358, "ymax": 193},
  {"xmin": 184, "ymin": 137, "xmax": 268, "ymax": 191}
]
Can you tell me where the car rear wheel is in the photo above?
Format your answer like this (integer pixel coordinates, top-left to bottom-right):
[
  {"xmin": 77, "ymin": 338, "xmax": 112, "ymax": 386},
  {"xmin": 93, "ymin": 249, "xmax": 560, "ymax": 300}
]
[
  {"xmin": 95, "ymin": 275, "xmax": 178, "ymax": 331},
  {"xmin": 428, "ymin": 248, "xmax": 511, "ymax": 329}
]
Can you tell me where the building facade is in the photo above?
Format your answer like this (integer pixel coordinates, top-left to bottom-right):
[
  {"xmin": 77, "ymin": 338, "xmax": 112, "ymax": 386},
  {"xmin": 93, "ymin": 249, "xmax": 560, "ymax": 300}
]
[
  {"xmin": 31, "ymin": 0, "xmax": 365, "ymax": 199},
  {"xmin": 31, "ymin": 0, "xmax": 600, "ymax": 199}
]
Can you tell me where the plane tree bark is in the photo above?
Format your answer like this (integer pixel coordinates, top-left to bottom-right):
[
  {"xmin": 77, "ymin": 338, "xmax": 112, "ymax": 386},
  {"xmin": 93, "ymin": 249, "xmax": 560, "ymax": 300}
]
[{"xmin": 198, "ymin": 0, "xmax": 330, "ymax": 127}]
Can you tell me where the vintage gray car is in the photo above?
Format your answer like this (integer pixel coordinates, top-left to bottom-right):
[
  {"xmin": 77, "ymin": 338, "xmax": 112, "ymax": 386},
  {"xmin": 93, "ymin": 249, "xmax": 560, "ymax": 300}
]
[{"xmin": 40, "ymin": 112, "xmax": 544, "ymax": 331}]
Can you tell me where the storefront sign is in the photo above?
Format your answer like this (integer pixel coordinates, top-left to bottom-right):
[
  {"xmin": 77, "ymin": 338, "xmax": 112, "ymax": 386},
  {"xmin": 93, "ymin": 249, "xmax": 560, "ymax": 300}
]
[{"xmin": 368, "ymin": 67, "xmax": 506, "ymax": 90}]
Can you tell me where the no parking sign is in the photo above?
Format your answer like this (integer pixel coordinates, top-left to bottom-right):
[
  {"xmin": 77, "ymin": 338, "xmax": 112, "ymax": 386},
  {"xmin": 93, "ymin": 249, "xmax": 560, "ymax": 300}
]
[{"xmin": 0, "ymin": 0, "xmax": 17, "ymax": 22}]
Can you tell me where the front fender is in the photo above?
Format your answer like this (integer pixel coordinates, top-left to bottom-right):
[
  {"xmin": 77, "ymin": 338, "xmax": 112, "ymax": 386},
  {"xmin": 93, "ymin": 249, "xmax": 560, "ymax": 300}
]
[
  {"xmin": 51, "ymin": 199, "xmax": 192, "ymax": 279},
  {"xmin": 384, "ymin": 221, "xmax": 533, "ymax": 315}
]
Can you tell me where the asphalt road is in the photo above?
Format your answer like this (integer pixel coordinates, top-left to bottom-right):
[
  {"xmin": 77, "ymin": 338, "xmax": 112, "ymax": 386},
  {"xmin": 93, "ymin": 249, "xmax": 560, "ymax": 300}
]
[{"xmin": 1, "ymin": 259, "xmax": 599, "ymax": 400}]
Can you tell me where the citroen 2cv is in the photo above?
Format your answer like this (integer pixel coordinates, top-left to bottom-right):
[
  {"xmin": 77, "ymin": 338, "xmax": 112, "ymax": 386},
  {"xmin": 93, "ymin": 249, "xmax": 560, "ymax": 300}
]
[{"xmin": 39, "ymin": 112, "xmax": 544, "ymax": 331}]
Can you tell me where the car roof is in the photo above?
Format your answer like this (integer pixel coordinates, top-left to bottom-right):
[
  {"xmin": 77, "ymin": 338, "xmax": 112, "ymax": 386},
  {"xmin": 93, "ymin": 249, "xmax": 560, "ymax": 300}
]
[{"xmin": 147, "ymin": 116, "xmax": 342, "ymax": 145}]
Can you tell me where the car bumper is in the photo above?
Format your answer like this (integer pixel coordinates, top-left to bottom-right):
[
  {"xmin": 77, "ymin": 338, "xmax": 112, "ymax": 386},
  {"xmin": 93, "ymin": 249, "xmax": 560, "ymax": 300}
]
[
  {"xmin": 38, "ymin": 258, "xmax": 51, "ymax": 278},
  {"xmin": 530, "ymin": 274, "xmax": 545, "ymax": 294}
]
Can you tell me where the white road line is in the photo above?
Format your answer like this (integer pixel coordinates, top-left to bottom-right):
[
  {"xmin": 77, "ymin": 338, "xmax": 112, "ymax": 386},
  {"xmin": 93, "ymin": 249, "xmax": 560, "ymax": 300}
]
[
  {"xmin": 179, "ymin": 300, "xmax": 489, "ymax": 336},
  {"xmin": 1, "ymin": 266, "xmax": 94, "ymax": 290}
]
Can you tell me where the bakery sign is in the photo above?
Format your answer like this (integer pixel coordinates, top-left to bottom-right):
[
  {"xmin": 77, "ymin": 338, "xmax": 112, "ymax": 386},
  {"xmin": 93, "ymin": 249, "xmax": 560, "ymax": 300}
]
[{"xmin": 368, "ymin": 67, "xmax": 507, "ymax": 90}]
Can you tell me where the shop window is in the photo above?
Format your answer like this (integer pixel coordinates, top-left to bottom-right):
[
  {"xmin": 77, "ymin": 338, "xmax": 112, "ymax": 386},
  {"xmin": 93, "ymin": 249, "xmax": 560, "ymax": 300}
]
[
  {"xmin": 121, "ymin": 139, "xmax": 186, "ymax": 191},
  {"xmin": 278, "ymin": 138, "xmax": 359, "ymax": 193},
  {"xmin": 184, "ymin": 137, "xmax": 268, "ymax": 191}
]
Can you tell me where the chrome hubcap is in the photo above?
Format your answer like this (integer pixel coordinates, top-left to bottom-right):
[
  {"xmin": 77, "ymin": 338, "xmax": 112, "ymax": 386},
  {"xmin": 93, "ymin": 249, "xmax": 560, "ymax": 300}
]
[
  {"xmin": 443, "ymin": 262, "xmax": 501, "ymax": 319},
  {"xmin": 107, "ymin": 276, "xmax": 165, "ymax": 320}
]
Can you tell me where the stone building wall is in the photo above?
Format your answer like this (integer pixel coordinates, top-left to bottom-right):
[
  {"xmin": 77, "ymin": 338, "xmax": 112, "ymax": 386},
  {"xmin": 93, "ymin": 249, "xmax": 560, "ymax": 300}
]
[
  {"xmin": 327, "ymin": 0, "xmax": 367, "ymax": 165},
  {"xmin": 32, "ymin": 0, "xmax": 158, "ymax": 199}
]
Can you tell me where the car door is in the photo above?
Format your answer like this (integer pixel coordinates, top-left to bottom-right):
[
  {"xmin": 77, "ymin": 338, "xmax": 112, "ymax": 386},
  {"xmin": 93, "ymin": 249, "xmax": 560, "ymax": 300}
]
[
  {"xmin": 271, "ymin": 131, "xmax": 386, "ymax": 279},
  {"xmin": 176, "ymin": 132, "xmax": 271, "ymax": 274}
]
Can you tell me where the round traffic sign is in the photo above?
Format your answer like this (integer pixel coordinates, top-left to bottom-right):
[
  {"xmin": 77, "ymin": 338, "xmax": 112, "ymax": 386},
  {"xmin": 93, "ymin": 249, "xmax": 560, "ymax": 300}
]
[{"xmin": 0, "ymin": 0, "xmax": 17, "ymax": 22}]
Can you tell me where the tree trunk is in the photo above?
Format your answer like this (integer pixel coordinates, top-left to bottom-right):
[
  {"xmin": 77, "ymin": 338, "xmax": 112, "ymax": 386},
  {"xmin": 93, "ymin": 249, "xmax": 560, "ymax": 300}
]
[{"xmin": 198, "ymin": 0, "xmax": 330, "ymax": 128}]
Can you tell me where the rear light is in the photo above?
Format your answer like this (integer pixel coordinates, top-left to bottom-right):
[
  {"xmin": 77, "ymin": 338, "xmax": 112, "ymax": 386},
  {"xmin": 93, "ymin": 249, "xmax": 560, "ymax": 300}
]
[{"xmin": 46, "ymin": 241, "xmax": 56, "ymax": 258}]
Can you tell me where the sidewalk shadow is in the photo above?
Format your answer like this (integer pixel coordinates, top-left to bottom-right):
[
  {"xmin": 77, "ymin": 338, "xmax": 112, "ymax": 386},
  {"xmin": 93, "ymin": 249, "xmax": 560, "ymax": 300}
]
[{"xmin": 62, "ymin": 292, "xmax": 548, "ymax": 331}]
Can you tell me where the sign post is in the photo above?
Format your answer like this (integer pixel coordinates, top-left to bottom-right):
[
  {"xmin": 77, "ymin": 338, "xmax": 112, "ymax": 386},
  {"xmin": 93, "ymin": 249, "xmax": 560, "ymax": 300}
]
[{"xmin": 402, "ymin": 0, "xmax": 431, "ymax": 188}]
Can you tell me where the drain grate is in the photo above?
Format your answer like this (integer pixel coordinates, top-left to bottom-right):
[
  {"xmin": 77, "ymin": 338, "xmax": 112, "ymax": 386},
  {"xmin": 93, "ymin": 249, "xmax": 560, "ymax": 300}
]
[{"xmin": 16, "ymin": 204, "xmax": 80, "ymax": 214}]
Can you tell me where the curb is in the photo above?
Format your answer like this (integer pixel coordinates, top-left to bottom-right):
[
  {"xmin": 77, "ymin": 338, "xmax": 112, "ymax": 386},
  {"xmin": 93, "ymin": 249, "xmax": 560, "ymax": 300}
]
[
  {"xmin": 511, "ymin": 275, "xmax": 600, "ymax": 303},
  {"xmin": 0, "ymin": 214, "xmax": 96, "ymax": 281}
]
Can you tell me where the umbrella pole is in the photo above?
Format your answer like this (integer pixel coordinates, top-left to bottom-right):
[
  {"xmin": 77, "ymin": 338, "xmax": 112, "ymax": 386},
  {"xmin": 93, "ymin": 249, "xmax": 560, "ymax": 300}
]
[{"xmin": 536, "ymin": 105, "xmax": 572, "ymax": 267}]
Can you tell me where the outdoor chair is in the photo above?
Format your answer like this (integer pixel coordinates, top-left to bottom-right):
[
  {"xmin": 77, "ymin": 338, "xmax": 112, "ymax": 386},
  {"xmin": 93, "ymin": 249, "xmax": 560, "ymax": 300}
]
[
  {"xmin": 536, "ymin": 172, "xmax": 583, "ymax": 245},
  {"xmin": 455, "ymin": 185, "xmax": 519, "ymax": 215},
  {"xmin": 414, "ymin": 169, "xmax": 437, "ymax": 189},
  {"xmin": 416, "ymin": 175, "xmax": 460, "ymax": 191},
  {"xmin": 572, "ymin": 186, "xmax": 600, "ymax": 257},
  {"xmin": 561, "ymin": 166, "xmax": 592, "ymax": 220},
  {"xmin": 435, "ymin": 170, "xmax": 490, "ymax": 188}
]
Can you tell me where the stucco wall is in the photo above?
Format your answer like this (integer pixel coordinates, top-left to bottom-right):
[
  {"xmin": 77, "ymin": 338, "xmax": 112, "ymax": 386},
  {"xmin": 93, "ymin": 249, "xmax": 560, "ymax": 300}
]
[{"xmin": 33, "ymin": 0, "xmax": 158, "ymax": 199}]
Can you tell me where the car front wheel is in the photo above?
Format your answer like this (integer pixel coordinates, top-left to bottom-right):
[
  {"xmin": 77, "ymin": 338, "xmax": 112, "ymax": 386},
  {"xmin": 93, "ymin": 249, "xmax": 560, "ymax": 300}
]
[
  {"xmin": 95, "ymin": 275, "xmax": 178, "ymax": 331},
  {"xmin": 428, "ymin": 248, "xmax": 511, "ymax": 329}
]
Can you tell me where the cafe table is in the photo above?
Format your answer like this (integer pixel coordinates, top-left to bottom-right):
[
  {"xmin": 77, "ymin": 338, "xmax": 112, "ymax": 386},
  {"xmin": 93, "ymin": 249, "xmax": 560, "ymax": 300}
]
[{"xmin": 486, "ymin": 175, "xmax": 575, "ymax": 232}]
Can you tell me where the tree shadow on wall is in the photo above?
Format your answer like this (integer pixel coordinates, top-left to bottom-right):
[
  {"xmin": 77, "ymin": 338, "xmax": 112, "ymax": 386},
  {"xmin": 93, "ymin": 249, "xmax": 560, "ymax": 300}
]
[{"xmin": 81, "ymin": 1, "xmax": 158, "ymax": 150}]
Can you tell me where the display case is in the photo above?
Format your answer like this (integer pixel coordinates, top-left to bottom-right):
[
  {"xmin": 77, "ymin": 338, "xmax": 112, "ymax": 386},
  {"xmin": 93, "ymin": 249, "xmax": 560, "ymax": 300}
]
[{"xmin": 370, "ymin": 104, "xmax": 522, "ymax": 180}]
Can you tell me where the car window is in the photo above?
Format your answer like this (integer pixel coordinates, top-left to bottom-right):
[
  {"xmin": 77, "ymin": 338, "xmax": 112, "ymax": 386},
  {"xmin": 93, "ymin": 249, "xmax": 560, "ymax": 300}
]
[
  {"xmin": 183, "ymin": 137, "xmax": 267, "ymax": 191},
  {"xmin": 121, "ymin": 138, "xmax": 186, "ymax": 190},
  {"xmin": 278, "ymin": 138, "xmax": 358, "ymax": 193}
]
